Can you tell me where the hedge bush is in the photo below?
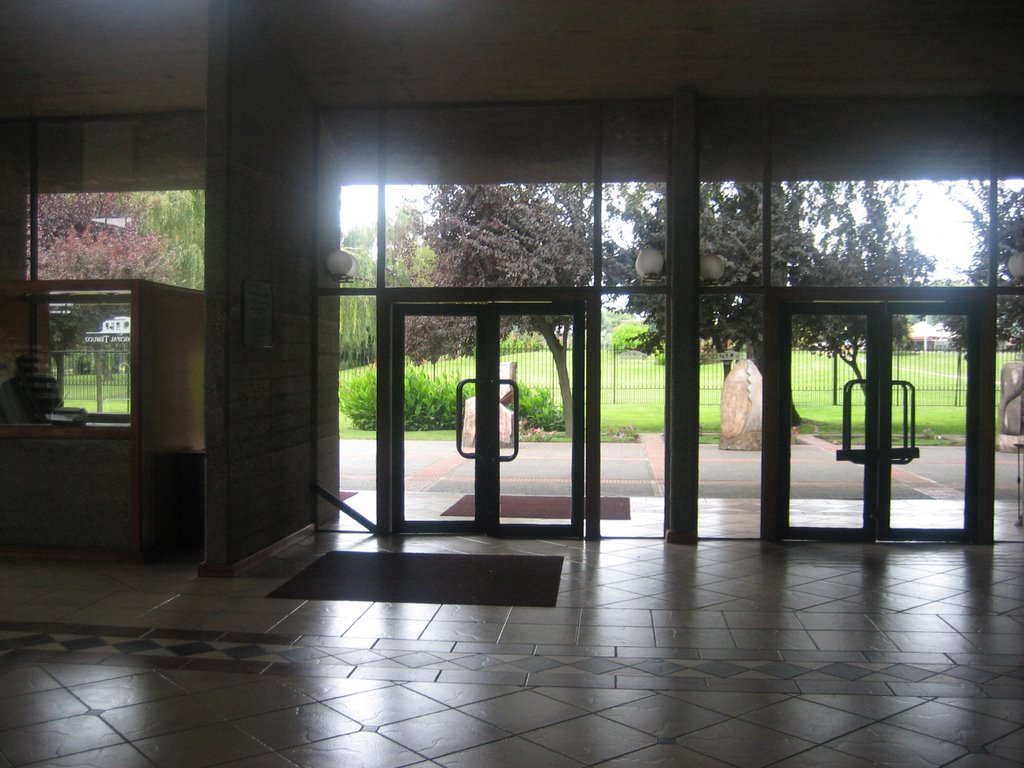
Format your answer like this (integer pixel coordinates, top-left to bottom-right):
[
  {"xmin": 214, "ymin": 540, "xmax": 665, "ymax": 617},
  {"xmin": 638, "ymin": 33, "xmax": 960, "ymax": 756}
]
[
  {"xmin": 516, "ymin": 384, "xmax": 565, "ymax": 432},
  {"xmin": 339, "ymin": 366, "xmax": 565, "ymax": 433},
  {"xmin": 338, "ymin": 367, "xmax": 379, "ymax": 430},
  {"xmin": 339, "ymin": 366, "xmax": 458, "ymax": 431}
]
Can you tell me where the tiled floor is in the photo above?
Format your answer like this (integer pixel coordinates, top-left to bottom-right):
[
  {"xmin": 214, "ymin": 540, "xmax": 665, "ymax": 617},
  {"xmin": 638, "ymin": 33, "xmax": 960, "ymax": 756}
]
[{"xmin": 1, "ymin": 532, "xmax": 1023, "ymax": 767}]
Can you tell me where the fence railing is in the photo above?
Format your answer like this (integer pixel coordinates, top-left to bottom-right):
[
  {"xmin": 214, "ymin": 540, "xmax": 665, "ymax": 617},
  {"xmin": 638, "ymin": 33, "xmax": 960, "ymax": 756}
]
[
  {"xmin": 52, "ymin": 350, "xmax": 131, "ymax": 414},
  {"xmin": 340, "ymin": 345, "xmax": 1023, "ymax": 410},
  {"xmin": 340, "ymin": 345, "xmax": 670, "ymax": 405}
]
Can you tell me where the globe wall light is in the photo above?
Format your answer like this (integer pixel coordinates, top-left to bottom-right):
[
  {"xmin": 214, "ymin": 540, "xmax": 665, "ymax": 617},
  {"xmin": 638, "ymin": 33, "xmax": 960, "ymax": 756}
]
[
  {"xmin": 700, "ymin": 253, "xmax": 727, "ymax": 282},
  {"xmin": 635, "ymin": 247, "xmax": 665, "ymax": 283},
  {"xmin": 1008, "ymin": 251, "xmax": 1024, "ymax": 282},
  {"xmin": 326, "ymin": 248, "xmax": 359, "ymax": 282}
]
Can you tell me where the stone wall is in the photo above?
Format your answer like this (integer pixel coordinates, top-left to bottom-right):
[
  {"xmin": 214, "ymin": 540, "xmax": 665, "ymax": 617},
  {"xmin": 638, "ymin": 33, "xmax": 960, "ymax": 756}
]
[
  {"xmin": 203, "ymin": 0, "xmax": 318, "ymax": 568},
  {"xmin": 0, "ymin": 124, "xmax": 29, "ymax": 281}
]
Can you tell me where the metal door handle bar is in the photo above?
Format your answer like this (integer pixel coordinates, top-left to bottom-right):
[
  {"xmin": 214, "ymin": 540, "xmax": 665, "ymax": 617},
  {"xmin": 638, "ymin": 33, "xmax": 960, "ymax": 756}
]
[
  {"xmin": 835, "ymin": 378, "xmax": 919, "ymax": 465},
  {"xmin": 836, "ymin": 378, "xmax": 868, "ymax": 464},
  {"xmin": 499, "ymin": 378, "xmax": 519, "ymax": 463},
  {"xmin": 455, "ymin": 378, "xmax": 476, "ymax": 459},
  {"xmin": 890, "ymin": 379, "xmax": 920, "ymax": 465}
]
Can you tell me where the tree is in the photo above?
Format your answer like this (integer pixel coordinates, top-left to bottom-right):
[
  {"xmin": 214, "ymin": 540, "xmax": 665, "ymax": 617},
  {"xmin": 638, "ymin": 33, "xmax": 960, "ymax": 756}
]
[
  {"xmin": 37, "ymin": 192, "xmax": 175, "ymax": 283},
  {"xmin": 37, "ymin": 192, "xmax": 179, "ymax": 352},
  {"xmin": 606, "ymin": 180, "xmax": 934, "ymax": 383},
  {"xmin": 602, "ymin": 182, "xmax": 669, "ymax": 354},
  {"xmin": 602, "ymin": 181, "xmax": 772, "ymax": 369},
  {"xmin": 336, "ymin": 223, "xmax": 378, "ymax": 368},
  {"xmin": 139, "ymin": 190, "xmax": 205, "ymax": 289},
  {"xmin": 943, "ymin": 183, "xmax": 1024, "ymax": 351},
  {"xmin": 415, "ymin": 183, "xmax": 593, "ymax": 437},
  {"xmin": 784, "ymin": 181, "xmax": 934, "ymax": 381}
]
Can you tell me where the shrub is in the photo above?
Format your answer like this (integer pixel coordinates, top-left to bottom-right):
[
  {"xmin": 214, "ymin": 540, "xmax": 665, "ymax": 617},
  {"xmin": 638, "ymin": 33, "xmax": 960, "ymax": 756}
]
[
  {"xmin": 339, "ymin": 366, "xmax": 565, "ymax": 434},
  {"xmin": 338, "ymin": 366, "xmax": 379, "ymax": 430},
  {"xmin": 517, "ymin": 383, "xmax": 565, "ymax": 432},
  {"xmin": 339, "ymin": 365, "xmax": 458, "ymax": 431},
  {"xmin": 611, "ymin": 321, "xmax": 648, "ymax": 352},
  {"xmin": 403, "ymin": 366, "xmax": 458, "ymax": 430}
]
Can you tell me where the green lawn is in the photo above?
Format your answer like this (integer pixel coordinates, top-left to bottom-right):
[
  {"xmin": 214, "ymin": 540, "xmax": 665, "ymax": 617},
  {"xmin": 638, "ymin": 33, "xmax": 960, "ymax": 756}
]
[
  {"xmin": 62, "ymin": 398, "xmax": 130, "ymax": 414},
  {"xmin": 338, "ymin": 349, "xmax": 981, "ymax": 442}
]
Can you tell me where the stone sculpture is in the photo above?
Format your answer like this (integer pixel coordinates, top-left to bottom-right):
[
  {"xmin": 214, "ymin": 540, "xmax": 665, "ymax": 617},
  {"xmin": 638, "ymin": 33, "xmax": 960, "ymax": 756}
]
[
  {"xmin": 998, "ymin": 361, "xmax": 1024, "ymax": 452},
  {"xmin": 719, "ymin": 358, "xmax": 762, "ymax": 451}
]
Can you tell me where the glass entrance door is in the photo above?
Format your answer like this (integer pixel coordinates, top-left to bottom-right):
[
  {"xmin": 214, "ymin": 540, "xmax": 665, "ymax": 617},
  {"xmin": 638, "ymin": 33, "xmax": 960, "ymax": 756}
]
[
  {"xmin": 393, "ymin": 302, "xmax": 584, "ymax": 536},
  {"xmin": 779, "ymin": 302, "xmax": 979, "ymax": 542}
]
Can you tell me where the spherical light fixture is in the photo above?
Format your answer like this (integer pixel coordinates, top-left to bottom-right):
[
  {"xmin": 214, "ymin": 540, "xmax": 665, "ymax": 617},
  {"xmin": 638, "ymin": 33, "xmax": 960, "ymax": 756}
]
[
  {"xmin": 700, "ymin": 253, "xmax": 727, "ymax": 282},
  {"xmin": 1008, "ymin": 251, "xmax": 1024, "ymax": 282},
  {"xmin": 326, "ymin": 248, "xmax": 359, "ymax": 282},
  {"xmin": 635, "ymin": 247, "xmax": 665, "ymax": 282}
]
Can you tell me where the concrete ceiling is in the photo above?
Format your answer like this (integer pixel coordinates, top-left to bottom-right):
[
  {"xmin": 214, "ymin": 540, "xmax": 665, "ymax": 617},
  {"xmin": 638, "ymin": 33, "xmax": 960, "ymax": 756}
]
[{"xmin": 2, "ymin": 0, "xmax": 1022, "ymax": 119}]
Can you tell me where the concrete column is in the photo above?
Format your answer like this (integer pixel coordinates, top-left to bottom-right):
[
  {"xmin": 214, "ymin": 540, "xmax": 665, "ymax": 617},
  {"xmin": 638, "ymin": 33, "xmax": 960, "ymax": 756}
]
[{"xmin": 664, "ymin": 91, "xmax": 700, "ymax": 544}]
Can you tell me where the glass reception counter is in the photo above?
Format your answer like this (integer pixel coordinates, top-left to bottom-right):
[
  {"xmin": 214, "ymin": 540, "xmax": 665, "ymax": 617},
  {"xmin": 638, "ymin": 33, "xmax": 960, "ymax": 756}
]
[{"xmin": 0, "ymin": 280, "xmax": 204, "ymax": 558}]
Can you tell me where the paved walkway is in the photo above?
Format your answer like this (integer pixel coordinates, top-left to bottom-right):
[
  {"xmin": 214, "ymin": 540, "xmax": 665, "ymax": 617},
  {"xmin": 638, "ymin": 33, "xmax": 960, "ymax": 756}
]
[
  {"xmin": 335, "ymin": 439, "xmax": 1024, "ymax": 541},
  {"xmin": 342, "ymin": 438, "xmax": 1020, "ymax": 498}
]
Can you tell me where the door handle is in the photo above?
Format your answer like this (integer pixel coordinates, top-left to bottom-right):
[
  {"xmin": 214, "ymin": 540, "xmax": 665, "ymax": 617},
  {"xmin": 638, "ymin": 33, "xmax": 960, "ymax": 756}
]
[
  {"xmin": 455, "ymin": 378, "xmax": 476, "ymax": 459},
  {"xmin": 498, "ymin": 378, "xmax": 519, "ymax": 463},
  {"xmin": 890, "ymin": 380, "xmax": 920, "ymax": 465},
  {"xmin": 456, "ymin": 377, "xmax": 519, "ymax": 461},
  {"xmin": 836, "ymin": 379, "xmax": 868, "ymax": 464},
  {"xmin": 835, "ymin": 378, "xmax": 921, "ymax": 465}
]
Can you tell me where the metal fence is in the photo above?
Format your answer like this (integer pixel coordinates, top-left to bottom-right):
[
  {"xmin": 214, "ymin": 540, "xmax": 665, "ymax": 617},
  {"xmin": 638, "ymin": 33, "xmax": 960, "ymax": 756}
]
[
  {"xmin": 343, "ymin": 346, "xmax": 1023, "ymax": 409},
  {"xmin": 53, "ymin": 350, "xmax": 131, "ymax": 413},
  {"xmin": 339, "ymin": 345, "xmax": 670, "ymax": 405}
]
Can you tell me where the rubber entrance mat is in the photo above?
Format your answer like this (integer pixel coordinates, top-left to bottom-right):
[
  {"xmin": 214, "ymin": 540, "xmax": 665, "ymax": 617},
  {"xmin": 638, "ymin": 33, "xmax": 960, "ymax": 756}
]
[{"xmin": 267, "ymin": 551, "xmax": 565, "ymax": 606}]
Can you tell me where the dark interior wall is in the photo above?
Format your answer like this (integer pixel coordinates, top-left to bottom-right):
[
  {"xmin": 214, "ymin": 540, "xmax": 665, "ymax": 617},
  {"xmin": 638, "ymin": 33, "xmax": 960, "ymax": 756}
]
[
  {"xmin": 0, "ymin": 124, "xmax": 29, "ymax": 280},
  {"xmin": 315, "ymin": 122, "xmax": 342, "ymax": 524},
  {"xmin": 204, "ymin": 0, "xmax": 317, "ymax": 568}
]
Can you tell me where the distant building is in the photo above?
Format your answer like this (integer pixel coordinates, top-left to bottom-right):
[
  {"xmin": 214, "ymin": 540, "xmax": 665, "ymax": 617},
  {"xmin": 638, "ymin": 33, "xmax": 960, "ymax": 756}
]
[{"xmin": 910, "ymin": 321, "xmax": 952, "ymax": 351}]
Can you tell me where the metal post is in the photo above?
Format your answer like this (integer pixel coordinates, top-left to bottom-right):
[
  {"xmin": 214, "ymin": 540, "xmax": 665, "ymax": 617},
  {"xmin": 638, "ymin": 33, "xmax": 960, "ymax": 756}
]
[{"xmin": 1017, "ymin": 443, "xmax": 1024, "ymax": 527}]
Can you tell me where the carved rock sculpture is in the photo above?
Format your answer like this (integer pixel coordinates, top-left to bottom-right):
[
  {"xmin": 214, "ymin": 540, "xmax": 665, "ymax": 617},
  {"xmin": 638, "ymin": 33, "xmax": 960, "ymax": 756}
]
[
  {"xmin": 998, "ymin": 361, "xmax": 1024, "ymax": 452},
  {"xmin": 461, "ymin": 362, "xmax": 517, "ymax": 451},
  {"xmin": 719, "ymin": 358, "xmax": 762, "ymax": 451}
]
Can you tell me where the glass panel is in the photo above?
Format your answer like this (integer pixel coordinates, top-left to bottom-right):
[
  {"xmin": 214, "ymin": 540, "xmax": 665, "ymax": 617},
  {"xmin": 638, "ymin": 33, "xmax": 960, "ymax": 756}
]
[
  {"xmin": 35, "ymin": 191, "xmax": 205, "ymax": 288},
  {"xmin": 995, "ymin": 295, "xmax": 1024, "ymax": 541},
  {"xmin": 907, "ymin": 180, "xmax": 986, "ymax": 287},
  {"xmin": 888, "ymin": 312, "xmax": 966, "ymax": 531},
  {"xmin": 335, "ymin": 184, "xmax": 378, "ymax": 289},
  {"xmin": 788, "ymin": 312, "xmax": 867, "ymax": 529},
  {"xmin": 321, "ymin": 295, "xmax": 377, "ymax": 528},
  {"xmin": 383, "ymin": 184, "xmax": 429, "ymax": 288},
  {"xmin": 1, "ymin": 292, "xmax": 132, "ymax": 425},
  {"xmin": 32, "ymin": 118, "xmax": 205, "ymax": 287},
  {"xmin": 603, "ymin": 101, "xmax": 668, "ymax": 288},
  {"xmin": 496, "ymin": 312, "xmax": 574, "ymax": 527},
  {"xmin": 385, "ymin": 106, "xmax": 596, "ymax": 288},
  {"xmin": 603, "ymin": 182, "xmax": 665, "ymax": 287},
  {"xmin": 323, "ymin": 110, "xmax": 380, "ymax": 187},
  {"xmin": 598, "ymin": 302, "xmax": 665, "ymax": 536},
  {"xmin": 772, "ymin": 180, "xmax": 981, "ymax": 289},
  {"xmin": 386, "ymin": 105, "xmax": 596, "ymax": 186},
  {"xmin": 698, "ymin": 294, "xmax": 762, "ymax": 538},
  {"xmin": 998, "ymin": 178, "xmax": 1024, "ymax": 286},
  {"xmin": 385, "ymin": 182, "xmax": 594, "ymax": 289},
  {"xmin": 700, "ymin": 182, "xmax": 762, "ymax": 287},
  {"xmin": 400, "ymin": 313, "xmax": 476, "ymax": 524}
]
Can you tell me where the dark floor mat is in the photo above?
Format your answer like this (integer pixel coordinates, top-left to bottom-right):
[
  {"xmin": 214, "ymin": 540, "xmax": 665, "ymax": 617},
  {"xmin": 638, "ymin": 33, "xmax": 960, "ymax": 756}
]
[
  {"xmin": 440, "ymin": 495, "xmax": 630, "ymax": 520},
  {"xmin": 267, "ymin": 551, "xmax": 564, "ymax": 606}
]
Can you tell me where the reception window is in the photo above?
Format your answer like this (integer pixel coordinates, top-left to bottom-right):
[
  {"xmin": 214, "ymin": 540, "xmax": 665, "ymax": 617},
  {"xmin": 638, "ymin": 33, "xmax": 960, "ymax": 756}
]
[{"xmin": 0, "ymin": 285, "xmax": 133, "ymax": 425}]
